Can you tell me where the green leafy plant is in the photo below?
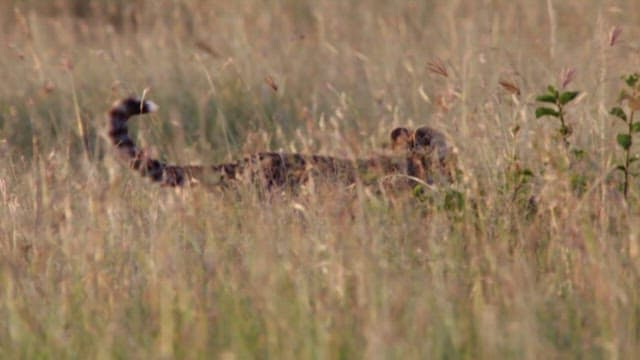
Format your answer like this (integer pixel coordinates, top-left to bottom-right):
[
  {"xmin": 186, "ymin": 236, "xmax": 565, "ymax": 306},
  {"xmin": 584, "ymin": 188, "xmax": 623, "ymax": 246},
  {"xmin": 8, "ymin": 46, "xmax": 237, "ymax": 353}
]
[
  {"xmin": 535, "ymin": 80, "xmax": 590, "ymax": 196},
  {"xmin": 610, "ymin": 73, "xmax": 640, "ymax": 199},
  {"xmin": 535, "ymin": 85, "xmax": 580, "ymax": 148},
  {"xmin": 443, "ymin": 189, "xmax": 465, "ymax": 212},
  {"xmin": 505, "ymin": 124, "xmax": 535, "ymax": 207}
]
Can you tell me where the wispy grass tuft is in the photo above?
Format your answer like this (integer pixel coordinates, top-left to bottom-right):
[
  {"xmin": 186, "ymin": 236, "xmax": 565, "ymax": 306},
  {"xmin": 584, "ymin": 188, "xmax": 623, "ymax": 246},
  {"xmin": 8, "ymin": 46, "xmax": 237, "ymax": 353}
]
[{"xmin": 2, "ymin": 1, "xmax": 640, "ymax": 358}]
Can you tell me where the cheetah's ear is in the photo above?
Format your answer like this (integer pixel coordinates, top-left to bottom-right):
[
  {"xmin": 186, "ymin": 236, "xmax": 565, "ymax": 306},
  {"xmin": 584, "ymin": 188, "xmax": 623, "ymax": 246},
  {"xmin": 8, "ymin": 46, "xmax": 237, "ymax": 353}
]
[{"xmin": 390, "ymin": 127, "xmax": 413, "ymax": 150}]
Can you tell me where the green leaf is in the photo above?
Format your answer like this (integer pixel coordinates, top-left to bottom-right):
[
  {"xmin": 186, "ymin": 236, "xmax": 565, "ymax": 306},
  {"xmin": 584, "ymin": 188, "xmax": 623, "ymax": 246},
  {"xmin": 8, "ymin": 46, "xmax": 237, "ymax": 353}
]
[
  {"xmin": 570, "ymin": 174, "xmax": 588, "ymax": 197},
  {"xmin": 615, "ymin": 164, "xmax": 627, "ymax": 172},
  {"xmin": 571, "ymin": 148, "xmax": 585, "ymax": 159},
  {"xmin": 610, "ymin": 106, "xmax": 627, "ymax": 121},
  {"xmin": 559, "ymin": 91, "xmax": 579, "ymax": 105},
  {"xmin": 547, "ymin": 85, "xmax": 558, "ymax": 96},
  {"xmin": 536, "ymin": 94, "xmax": 557, "ymax": 103},
  {"xmin": 633, "ymin": 122, "xmax": 640, "ymax": 133},
  {"xmin": 617, "ymin": 133, "xmax": 632, "ymax": 150},
  {"xmin": 443, "ymin": 190, "xmax": 465, "ymax": 212},
  {"xmin": 412, "ymin": 185, "xmax": 431, "ymax": 203},
  {"xmin": 518, "ymin": 168, "xmax": 534, "ymax": 177},
  {"xmin": 625, "ymin": 74, "xmax": 640, "ymax": 88},
  {"xmin": 535, "ymin": 107, "xmax": 560, "ymax": 118}
]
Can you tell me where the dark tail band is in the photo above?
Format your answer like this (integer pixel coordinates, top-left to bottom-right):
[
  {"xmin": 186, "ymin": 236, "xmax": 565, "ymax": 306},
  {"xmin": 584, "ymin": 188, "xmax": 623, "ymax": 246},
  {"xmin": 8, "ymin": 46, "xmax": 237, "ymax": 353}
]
[{"xmin": 108, "ymin": 97, "xmax": 186, "ymax": 186}]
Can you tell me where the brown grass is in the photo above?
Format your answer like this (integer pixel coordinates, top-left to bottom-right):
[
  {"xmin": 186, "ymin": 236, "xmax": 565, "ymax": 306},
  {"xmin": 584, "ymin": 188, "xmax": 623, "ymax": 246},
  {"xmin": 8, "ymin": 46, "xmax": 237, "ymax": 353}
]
[{"xmin": 2, "ymin": 0, "xmax": 640, "ymax": 358}]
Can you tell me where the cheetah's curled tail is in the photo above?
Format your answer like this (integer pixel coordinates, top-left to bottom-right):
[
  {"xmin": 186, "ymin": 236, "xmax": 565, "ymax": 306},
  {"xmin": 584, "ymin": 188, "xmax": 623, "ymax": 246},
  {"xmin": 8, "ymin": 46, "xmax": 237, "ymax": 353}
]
[{"xmin": 108, "ymin": 97, "xmax": 189, "ymax": 186}]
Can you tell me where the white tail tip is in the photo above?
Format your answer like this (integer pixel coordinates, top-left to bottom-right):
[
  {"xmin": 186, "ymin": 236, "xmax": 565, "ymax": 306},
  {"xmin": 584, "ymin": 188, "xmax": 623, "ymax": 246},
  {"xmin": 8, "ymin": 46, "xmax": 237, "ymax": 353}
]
[{"xmin": 145, "ymin": 100, "xmax": 159, "ymax": 112}]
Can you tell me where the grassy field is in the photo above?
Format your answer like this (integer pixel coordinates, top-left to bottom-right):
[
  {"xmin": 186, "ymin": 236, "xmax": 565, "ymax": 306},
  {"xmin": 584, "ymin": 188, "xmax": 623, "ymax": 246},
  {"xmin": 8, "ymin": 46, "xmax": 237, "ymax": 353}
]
[{"xmin": 2, "ymin": 0, "xmax": 640, "ymax": 358}]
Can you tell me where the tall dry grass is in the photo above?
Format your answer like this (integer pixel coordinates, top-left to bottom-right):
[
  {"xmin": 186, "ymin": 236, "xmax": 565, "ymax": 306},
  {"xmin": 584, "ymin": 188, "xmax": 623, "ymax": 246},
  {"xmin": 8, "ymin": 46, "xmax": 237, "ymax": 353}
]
[{"xmin": 2, "ymin": 0, "xmax": 640, "ymax": 358}]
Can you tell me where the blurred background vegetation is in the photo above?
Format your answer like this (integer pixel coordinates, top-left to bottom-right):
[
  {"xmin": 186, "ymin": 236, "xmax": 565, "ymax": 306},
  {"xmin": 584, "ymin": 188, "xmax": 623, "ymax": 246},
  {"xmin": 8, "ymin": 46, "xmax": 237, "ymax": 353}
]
[{"xmin": 3, "ymin": 0, "xmax": 640, "ymax": 358}]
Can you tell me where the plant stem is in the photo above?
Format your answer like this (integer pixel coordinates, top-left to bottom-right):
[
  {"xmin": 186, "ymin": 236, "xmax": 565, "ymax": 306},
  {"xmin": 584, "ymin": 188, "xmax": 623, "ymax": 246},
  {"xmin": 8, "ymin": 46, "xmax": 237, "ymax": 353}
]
[
  {"xmin": 558, "ymin": 104, "xmax": 570, "ymax": 149},
  {"xmin": 624, "ymin": 110, "xmax": 635, "ymax": 199}
]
